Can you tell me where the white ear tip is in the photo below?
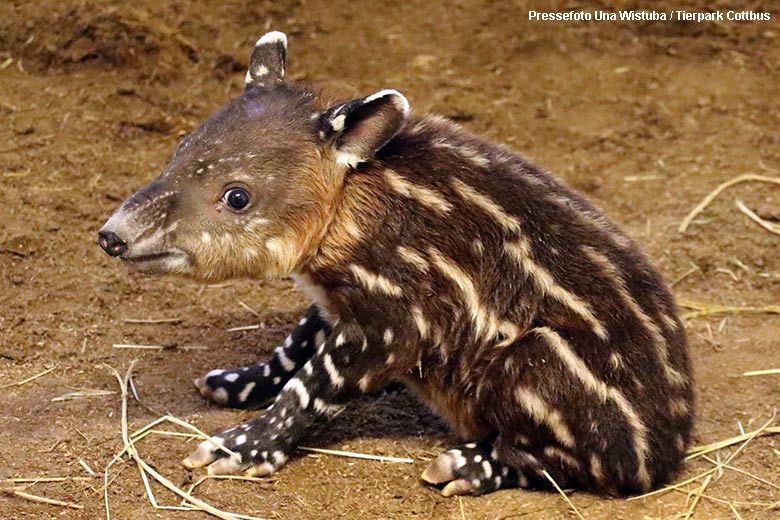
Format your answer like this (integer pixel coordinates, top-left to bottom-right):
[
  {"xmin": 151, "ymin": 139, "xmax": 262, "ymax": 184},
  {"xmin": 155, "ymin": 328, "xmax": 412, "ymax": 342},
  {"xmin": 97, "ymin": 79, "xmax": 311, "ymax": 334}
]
[
  {"xmin": 256, "ymin": 31, "xmax": 288, "ymax": 49},
  {"xmin": 367, "ymin": 89, "xmax": 410, "ymax": 116}
]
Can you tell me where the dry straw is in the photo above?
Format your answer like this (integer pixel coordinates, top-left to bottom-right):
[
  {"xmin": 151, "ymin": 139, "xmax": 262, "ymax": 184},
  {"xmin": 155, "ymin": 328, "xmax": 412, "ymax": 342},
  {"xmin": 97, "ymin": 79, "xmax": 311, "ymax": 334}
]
[
  {"xmin": 113, "ymin": 343, "xmax": 209, "ymax": 351},
  {"xmin": 679, "ymin": 301, "xmax": 780, "ymax": 320},
  {"xmin": 631, "ymin": 413, "xmax": 780, "ymax": 518},
  {"xmin": 123, "ymin": 317, "xmax": 183, "ymax": 324},
  {"xmin": 0, "ymin": 365, "xmax": 57, "ymax": 389},
  {"xmin": 51, "ymin": 389, "xmax": 116, "ymax": 402},
  {"xmin": 297, "ymin": 446, "xmax": 414, "ymax": 463},
  {"xmin": 104, "ymin": 362, "xmax": 270, "ymax": 520},
  {"xmin": 542, "ymin": 469, "xmax": 586, "ymax": 520},
  {"xmin": 678, "ymin": 173, "xmax": 780, "ymax": 233},
  {"xmin": 742, "ymin": 368, "xmax": 780, "ymax": 377},
  {"xmin": 102, "ymin": 362, "xmax": 417, "ymax": 520},
  {"xmin": 735, "ymin": 200, "xmax": 780, "ymax": 236},
  {"xmin": 2, "ymin": 476, "xmax": 88, "ymax": 510},
  {"xmin": 3, "ymin": 488, "xmax": 84, "ymax": 510}
]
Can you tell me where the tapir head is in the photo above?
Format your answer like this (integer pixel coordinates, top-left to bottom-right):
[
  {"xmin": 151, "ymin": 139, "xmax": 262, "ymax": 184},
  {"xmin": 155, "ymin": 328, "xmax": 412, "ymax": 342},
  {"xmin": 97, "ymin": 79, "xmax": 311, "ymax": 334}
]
[{"xmin": 98, "ymin": 31, "xmax": 409, "ymax": 282}]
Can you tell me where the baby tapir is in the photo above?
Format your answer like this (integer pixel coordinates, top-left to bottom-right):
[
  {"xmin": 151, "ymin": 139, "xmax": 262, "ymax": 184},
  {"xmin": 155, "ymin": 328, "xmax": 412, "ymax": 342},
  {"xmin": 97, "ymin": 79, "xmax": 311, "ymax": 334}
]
[{"xmin": 98, "ymin": 31, "xmax": 694, "ymax": 497}]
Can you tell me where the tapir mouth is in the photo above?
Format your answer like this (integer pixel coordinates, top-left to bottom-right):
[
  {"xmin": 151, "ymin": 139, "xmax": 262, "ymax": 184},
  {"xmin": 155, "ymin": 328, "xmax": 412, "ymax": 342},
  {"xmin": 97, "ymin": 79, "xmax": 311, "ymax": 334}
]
[
  {"xmin": 121, "ymin": 251, "xmax": 178, "ymax": 263},
  {"xmin": 118, "ymin": 249, "xmax": 190, "ymax": 274}
]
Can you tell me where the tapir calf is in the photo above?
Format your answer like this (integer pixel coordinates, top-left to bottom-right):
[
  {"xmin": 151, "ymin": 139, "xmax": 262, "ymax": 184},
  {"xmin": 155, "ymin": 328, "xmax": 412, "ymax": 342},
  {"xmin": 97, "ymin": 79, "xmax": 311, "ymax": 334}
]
[{"xmin": 99, "ymin": 31, "xmax": 694, "ymax": 496}]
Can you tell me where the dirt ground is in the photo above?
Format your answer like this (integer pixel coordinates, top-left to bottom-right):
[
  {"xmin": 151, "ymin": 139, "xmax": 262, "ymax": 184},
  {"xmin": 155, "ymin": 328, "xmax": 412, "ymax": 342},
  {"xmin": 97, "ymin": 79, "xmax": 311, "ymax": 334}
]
[{"xmin": 1, "ymin": 1, "xmax": 779, "ymax": 519}]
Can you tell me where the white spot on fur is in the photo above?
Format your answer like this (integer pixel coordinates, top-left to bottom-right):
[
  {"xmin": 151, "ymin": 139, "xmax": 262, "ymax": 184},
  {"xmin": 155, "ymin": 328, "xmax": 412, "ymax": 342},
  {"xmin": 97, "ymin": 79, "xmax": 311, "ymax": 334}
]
[
  {"xmin": 590, "ymin": 453, "xmax": 604, "ymax": 482},
  {"xmin": 313, "ymin": 397, "xmax": 344, "ymax": 416},
  {"xmin": 609, "ymin": 352, "xmax": 624, "ymax": 370},
  {"xmin": 275, "ymin": 346, "xmax": 295, "ymax": 372},
  {"xmin": 271, "ymin": 451, "xmax": 287, "ymax": 465},
  {"xmin": 432, "ymin": 139, "xmax": 490, "ymax": 168},
  {"xmin": 247, "ymin": 217, "xmax": 271, "ymax": 232},
  {"xmin": 224, "ymin": 373, "xmax": 239, "ymax": 383},
  {"xmin": 450, "ymin": 178, "xmax": 520, "ymax": 233},
  {"xmin": 252, "ymin": 64, "xmax": 269, "ymax": 77},
  {"xmin": 384, "ymin": 169, "xmax": 452, "ymax": 214},
  {"xmin": 411, "ymin": 306, "xmax": 429, "ymax": 339},
  {"xmin": 330, "ymin": 114, "xmax": 346, "ymax": 132},
  {"xmin": 238, "ymin": 382, "xmax": 256, "ymax": 403},
  {"xmin": 428, "ymin": 247, "xmax": 519, "ymax": 345},
  {"xmin": 349, "ymin": 264, "xmax": 403, "ymax": 297},
  {"xmin": 515, "ymin": 387, "xmax": 575, "ymax": 448},
  {"xmin": 383, "ymin": 328, "xmax": 394, "ymax": 345},
  {"xmin": 397, "ymin": 246, "xmax": 429, "ymax": 272},
  {"xmin": 544, "ymin": 446, "xmax": 580, "ymax": 469},
  {"xmin": 284, "ymin": 378, "xmax": 310, "ymax": 409},
  {"xmin": 322, "ymin": 354, "xmax": 345, "ymax": 389},
  {"xmin": 211, "ymin": 388, "xmax": 228, "ymax": 404},
  {"xmin": 336, "ymin": 151, "xmax": 364, "ymax": 168}
]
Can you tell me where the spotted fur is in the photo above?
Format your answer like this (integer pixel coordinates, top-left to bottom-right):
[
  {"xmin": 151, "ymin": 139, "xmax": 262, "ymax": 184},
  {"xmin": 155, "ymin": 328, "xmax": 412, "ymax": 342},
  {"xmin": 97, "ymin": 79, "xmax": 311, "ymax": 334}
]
[{"xmin": 99, "ymin": 32, "xmax": 694, "ymax": 497}]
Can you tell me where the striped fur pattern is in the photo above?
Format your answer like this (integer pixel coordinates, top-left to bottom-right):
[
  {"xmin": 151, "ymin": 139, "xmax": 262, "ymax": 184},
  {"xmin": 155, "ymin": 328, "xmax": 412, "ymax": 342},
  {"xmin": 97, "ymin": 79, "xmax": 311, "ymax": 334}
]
[
  {"xmin": 100, "ymin": 32, "xmax": 694, "ymax": 497},
  {"xmin": 300, "ymin": 114, "xmax": 694, "ymax": 495}
]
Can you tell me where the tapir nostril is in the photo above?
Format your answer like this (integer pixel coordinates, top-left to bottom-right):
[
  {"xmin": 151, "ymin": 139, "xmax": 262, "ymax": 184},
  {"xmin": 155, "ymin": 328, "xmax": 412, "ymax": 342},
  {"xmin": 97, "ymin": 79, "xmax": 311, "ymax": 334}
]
[{"xmin": 98, "ymin": 230, "xmax": 128, "ymax": 257}]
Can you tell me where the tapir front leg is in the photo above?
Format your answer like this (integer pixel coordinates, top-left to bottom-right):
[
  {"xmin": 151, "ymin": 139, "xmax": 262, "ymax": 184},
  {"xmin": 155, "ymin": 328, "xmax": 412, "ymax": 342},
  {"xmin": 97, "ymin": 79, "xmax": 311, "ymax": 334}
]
[
  {"xmin": 195, "ymin": 305, "xmax": 330, "ymax": 409},
  {"xmin": 184, "ymin": 322, "xmax": 388, "ymax": 475}
]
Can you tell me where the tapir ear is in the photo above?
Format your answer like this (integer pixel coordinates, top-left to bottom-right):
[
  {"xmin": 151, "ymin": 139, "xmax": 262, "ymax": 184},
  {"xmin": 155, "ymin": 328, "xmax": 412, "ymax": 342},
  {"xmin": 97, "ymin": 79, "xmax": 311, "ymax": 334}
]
[
  {"xmin": 319, "ymin": 89, "xmax": 410, "ymax": 167},
  {"xmin": 245, "ymin": 31, "xmax": 287, "ymax": 88}
]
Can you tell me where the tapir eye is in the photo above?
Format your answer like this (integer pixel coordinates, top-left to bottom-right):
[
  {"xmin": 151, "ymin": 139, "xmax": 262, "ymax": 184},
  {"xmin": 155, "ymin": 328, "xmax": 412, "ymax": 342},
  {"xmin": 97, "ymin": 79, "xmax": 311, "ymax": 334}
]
[{"xmin": 224, "ymin": 188, "xmax": 251, "ymax": 211}]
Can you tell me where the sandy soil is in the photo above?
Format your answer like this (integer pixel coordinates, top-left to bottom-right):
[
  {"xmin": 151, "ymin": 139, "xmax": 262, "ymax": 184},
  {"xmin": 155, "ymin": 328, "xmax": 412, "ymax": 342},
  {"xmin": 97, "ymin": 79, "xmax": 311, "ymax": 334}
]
[{"xmin": 1, "ymin": 1, "xmax": 780, "ymax": 519}]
